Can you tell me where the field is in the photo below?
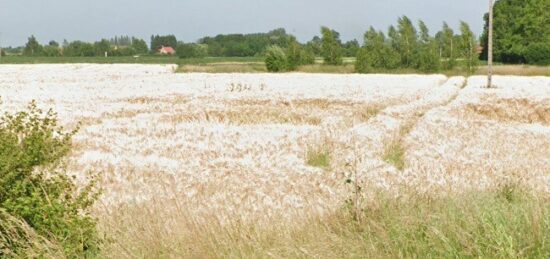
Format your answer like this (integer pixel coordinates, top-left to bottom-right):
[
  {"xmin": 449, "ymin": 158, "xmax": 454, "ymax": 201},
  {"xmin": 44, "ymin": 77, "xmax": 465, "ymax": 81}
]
[
  {"xmin": 3, "ymin": 55, "xmax": 550, "ymax": 76},
  {"xmin": 0, "ymin": 64, "xmax": 549, "ymax": 257}
]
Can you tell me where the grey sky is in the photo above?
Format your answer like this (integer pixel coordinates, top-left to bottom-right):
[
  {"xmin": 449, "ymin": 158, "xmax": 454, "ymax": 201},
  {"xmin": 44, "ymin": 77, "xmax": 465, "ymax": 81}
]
[{"xmin": 0, "ymin": 0, "xmax": 487, "ymax": 47}]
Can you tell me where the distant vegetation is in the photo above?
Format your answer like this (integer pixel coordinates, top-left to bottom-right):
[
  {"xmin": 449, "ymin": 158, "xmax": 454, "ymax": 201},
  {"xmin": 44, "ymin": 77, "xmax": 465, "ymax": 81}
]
[
  {"xmin": 2, "ymin": 3, "xmax": 548, "ymax": 71},
  {"xmin": 356, "ymin": 17, "xmax": 478, "ymax": 74},
  {"xmin": 480, "ymin": 0, "xmax": 550, "ymax": 65}
]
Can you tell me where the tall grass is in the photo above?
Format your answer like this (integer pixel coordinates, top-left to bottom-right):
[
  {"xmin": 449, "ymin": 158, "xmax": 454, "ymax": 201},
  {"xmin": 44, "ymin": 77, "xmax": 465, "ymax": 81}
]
[{"xmin": 98, "ymin": 187, "xmax": 550, "ymax": 258}]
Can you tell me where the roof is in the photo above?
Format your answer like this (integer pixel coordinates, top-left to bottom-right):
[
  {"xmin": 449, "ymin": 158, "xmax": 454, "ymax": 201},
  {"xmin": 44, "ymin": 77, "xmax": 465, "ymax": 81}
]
[{"xmin": 159, "ymin": 46, "xmax": 176, "ymax": 54}]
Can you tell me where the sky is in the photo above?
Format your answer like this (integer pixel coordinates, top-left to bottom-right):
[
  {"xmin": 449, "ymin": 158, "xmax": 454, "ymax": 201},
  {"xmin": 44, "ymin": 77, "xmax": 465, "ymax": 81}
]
[{"xmin": 0, "ymin": 0, "xmax": 487, "ymax": 47}]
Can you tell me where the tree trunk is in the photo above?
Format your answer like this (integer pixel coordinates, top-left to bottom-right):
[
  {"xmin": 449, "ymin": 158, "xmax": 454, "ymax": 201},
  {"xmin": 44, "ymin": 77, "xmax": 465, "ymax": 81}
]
[{"xmin": 488, "ymin": 0, "xmax": 494, "ymax": 88}]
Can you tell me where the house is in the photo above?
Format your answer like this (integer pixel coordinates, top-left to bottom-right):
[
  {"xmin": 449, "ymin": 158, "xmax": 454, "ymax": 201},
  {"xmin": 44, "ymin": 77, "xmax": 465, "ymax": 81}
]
[{"xmin": 158, "ymin": 45, "xmax": 176, "ymax": 55}]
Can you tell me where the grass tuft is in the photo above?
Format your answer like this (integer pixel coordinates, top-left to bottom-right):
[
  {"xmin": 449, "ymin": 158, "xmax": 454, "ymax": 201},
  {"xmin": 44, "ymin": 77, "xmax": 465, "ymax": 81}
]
[
  {"xmin": 306, "ymin": 146, "xmax": 331, "ymax": 168},
  {"xmin": 383, "ymin": 138, "xmax": 405, "ymax": 170}
]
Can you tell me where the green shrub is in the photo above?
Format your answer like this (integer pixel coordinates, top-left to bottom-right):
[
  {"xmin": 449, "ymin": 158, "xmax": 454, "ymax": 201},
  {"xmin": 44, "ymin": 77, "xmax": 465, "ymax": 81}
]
[
  {"xmin": 265, "ymin": 46, "xmax": 287, "ymax": 72},
  {"xmin": 0, "ymin": 101, "xmax": 101, "ymax": 257},
  {"xmin": 413, "ymin": 47, "xmax": 441, "ymax": 73},
  {"xmin": 524, "ymin": 42, "xmax": 550, "ymax": 65},
  {"xmin": 321, "ymin": 27, "xmax": 343, "ymax": 65},
  {"xmin": 177, "ymin": 43, "xmax": 208, "ymax": 59},
  {"xmin": 286, "ymin": 38, "xmax": 302, "ymax": 71},
  {"xmin": 300, "ymin": 48, "xmax": 316, "ymax": 65}
]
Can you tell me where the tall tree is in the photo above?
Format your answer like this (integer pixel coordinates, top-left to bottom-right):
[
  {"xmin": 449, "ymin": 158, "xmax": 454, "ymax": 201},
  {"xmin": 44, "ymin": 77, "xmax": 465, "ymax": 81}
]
[
  {"xmin": 436, "ymin": 22, "xmax": 456, "ymax": 69},
  {"xmin": 459, "ymin": 21, "xmax": 478, "ymax": 74},
  {"xmin": 320, "ymin": 26, "xmax": 343, "ymax": 65},
  {"xmin": 396, "ymin": 16, "xmax": 418, "ymax": 67},
  {"xmin": 23, "ymin": 35, "xmax": 43, "ymax": 56},
  {"xmin": 480, "ymin": 0, "xmax": 550, "ymax": 64},
  {"xmin": 413, "ymin": 20, "xmax": 441, "ymax": 72}
]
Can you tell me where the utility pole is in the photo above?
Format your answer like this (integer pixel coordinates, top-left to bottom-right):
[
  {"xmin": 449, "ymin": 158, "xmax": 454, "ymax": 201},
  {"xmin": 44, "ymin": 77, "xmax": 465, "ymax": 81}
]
[
  {"xmin": 487, "ymin": 0, "xmax": 494, "ymax": 88},
  {"xmin": 0, "ymin": 32, "xmax": 3, "ymax": 62}
]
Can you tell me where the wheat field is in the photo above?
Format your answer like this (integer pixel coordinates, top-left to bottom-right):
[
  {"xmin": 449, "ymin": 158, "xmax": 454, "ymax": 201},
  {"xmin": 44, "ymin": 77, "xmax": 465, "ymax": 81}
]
[{"xmin": 0, "ymin": 64, "xmax": 548, "ymax": 257}]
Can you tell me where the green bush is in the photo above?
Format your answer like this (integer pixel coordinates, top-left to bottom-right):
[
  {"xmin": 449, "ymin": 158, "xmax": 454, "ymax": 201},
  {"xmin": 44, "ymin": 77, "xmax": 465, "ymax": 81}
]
[
  {"xmin": 265, "ymin": 46, "xmax": 287, "ymax": 72},
  {"xmin": 524, "ymin": 43, "xmax": 550, "ymax": 65},
  {"xmin": 0, "ymin": 101, "xmax": 101, "ymax": 257},
  {"xmin": 413, "ymin": 47, "xmax": 441, "ymax": 73},
  {"xmin": 177, "ymin": 43, "xmax": 208, "ymax": 59},
  {"xmin": 321, "ymin": 27, "xmax": 343, "ymax": 65},
  {"xmin": 300, "ymin": 48, "xmax": 316, "ymax": 65}
]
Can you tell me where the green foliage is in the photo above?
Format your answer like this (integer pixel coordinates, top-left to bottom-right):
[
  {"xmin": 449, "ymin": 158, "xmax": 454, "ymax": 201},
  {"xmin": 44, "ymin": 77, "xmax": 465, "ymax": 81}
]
[
  {"xmin": 177, "ymin": 43, "xmax": 208, "ymax": 59},
  {"xmin": 480, "ymin": 0, "xmax": 550, "ymax": 64},
  {"xmin": 265, "ymin": 46, "xmax": 287, "ymax": 72},
  {"xmin": 94, "ymin": 39, "xmax": 111, "ymax": 56},
  {"xmin": 150, "ymin": 35, "xmax": 178, "ymax": 52},
  {"xmin": 23, "ymin": 36, "xmax": 43, "ymax": 56},
  {"xmin": 199, "ymin": 28, "xmax": 292, "ymax": 57},
  {"xmin": 300, "ymin": 48, "xmax": 316, "ymax": 65},
  {"xmin": 412, "ymin": 21, "xmax": 441, "ymax": 72},
  {"xmin": 131, "ymin": 38, "xmax": 149, "ymax": 54},
  {"xmin": 63, "ymin": 41, "xmax": 95, "ymax": 57},
  {"xmin": 0, "ymin": 101, "xmax": 101, "ymax": 257},
  {"xmin": 459, "ymin": 21, "xmax": 479, "ymax": 74},
  {"xmin": 321, "ymin": 27, "xmax": 343, "ymax": 65},
  {"xmin": 305, "ymin": 36, "xmax": 322, "ymax": 56},
  {"xmin": 524, "ymin": 42, "xmax": 550, "ymax": 65},
  {"xmin": 355, "ymin": 27, "xmax": 400, "ymax": 73},
  {"xmin": 436, "ymin": 22, "xmax": 457, "ymax": 69},
  {"xmin": 342, "ymin": 40, "xmax": 360, "ymax": 57},
  {"xmin": 396, "ymin": 16, "xmax": 418, "ymax": 68},
  {"xmin": 286, "ymin": 36, "xmax": 303, "ymax": 70},
  {"xmin": 42, "ymin": 45, "xmax": 61, "ymax": 57}
]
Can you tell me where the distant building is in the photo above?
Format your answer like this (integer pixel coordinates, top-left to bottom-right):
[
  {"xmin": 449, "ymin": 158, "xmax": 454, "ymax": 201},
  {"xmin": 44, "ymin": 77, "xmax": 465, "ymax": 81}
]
[
  {"xmin": 476, "ymin": 44, "xmax": 484, "ymax": 55},
  {"xmin": 158, "ymin": 46, "xmax": 176, "ymax": 55}
]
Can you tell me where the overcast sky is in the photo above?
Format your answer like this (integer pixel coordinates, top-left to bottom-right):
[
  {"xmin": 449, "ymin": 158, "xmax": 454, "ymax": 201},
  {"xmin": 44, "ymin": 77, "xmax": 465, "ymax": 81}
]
[{"xmin": 0, "ymin": 0, "xmax": 487, "ymax": 47}]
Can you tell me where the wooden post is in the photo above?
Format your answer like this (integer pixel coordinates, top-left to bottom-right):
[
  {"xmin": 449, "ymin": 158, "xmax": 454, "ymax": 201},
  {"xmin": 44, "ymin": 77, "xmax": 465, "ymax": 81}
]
[{"xmin": 488, "ymin": 0, "xmax": 494, "ymax": 88}]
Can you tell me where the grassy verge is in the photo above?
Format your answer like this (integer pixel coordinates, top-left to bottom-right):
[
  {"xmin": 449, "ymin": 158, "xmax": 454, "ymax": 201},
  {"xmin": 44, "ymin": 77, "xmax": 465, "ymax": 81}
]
[
  {"xmin": 2, "ymin": 56, "xmax": 548, "ymax": 76},
  {"xmin": 99, "ymin": 187, "xmax": 550, "ymax": 258}
]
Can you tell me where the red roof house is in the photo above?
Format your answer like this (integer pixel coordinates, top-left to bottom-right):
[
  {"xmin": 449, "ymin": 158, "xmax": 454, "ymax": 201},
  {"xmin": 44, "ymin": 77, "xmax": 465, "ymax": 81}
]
[{"xmin": 158, "ymin": 46, "xmax": 176, "ymax": 55}]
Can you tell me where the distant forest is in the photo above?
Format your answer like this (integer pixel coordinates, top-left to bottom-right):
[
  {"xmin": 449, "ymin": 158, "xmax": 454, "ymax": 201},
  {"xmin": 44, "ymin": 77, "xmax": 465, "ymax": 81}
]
[{"xmin": 1, "ymin": 0, "xmax": 547, "ymax": 67}]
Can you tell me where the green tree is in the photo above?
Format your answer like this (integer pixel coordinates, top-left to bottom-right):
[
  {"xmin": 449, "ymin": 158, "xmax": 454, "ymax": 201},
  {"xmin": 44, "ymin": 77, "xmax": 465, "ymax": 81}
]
[
  {"xmin": 524, "ymin": 42, "xmax": 550, "ymax": 65},
  {"xmin": 480, "ymin": 0, "xmax": 550, "ymax": 64},
  {"xmin": 436, "ymin": 22, "xmax": 457, "ymax": 69},
  {"xmin": 356, "ymin": 27, "xmax": 400, "ymax": 73},
  {"xmin": 131, "ymin": 38, "xmax": 149, "ymax": 54},
  {"xmin": 286, "ymin": 36, "xmax": 303, "ymax": 70},
  {"xmin": 177, "ymin": 43, "xmax": 208, "ymax": 59},
  {"xmin": 343, "ymin": 40, "xmax": 360, "ymax": 57},
  {"xmin": 48, "ymin": 40, "xmax": 59, "ymax": 47},
  {"xmin": 63, "ymin": 41, "xmax": 95, "ymax": 57},
  {"xmin": 413, "ymin": 20, "xmax": 441, "ymax": 72},
  {"xmin": 94, "ymin": 39, "xmax": 111, "ymax": 56},
  {"xmin": 320, "ymin": 27, "xmax": 343, "ymax": 65},
  {"xmin": 23, "ymin": 36, "xmax": 43, "ymax": 56},
  {"xmin": 396, "ymin": 16, "xmax": 418, "ymax": 67},
  {"xmin": 42, "ymin": 45, "xmax": 61, "ymax": 57},
  {"xmin": 305, "ymin": 36, "xmax": 322, "ymax": 56},
  {"xmin": 459, "ymin": 21, "xmax": 479, "ymax": 74},
  {"xmin": 265, "ymin": 45, "xmax": 287, "ymax": 72}
]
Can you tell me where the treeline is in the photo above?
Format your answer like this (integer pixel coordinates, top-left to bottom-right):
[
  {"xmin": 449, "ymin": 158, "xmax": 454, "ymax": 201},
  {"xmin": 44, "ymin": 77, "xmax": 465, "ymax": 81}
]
[
  {"xmin": 21, "ymin": 36, "xmax": 149, "ymax": 57},
  {"xmin": 355, "ymin": 17, "xmax": 478, "ymax": 73},
  {"xmin": 480, "ymin": 0, "xmax": 550, "ymax": 65}
]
